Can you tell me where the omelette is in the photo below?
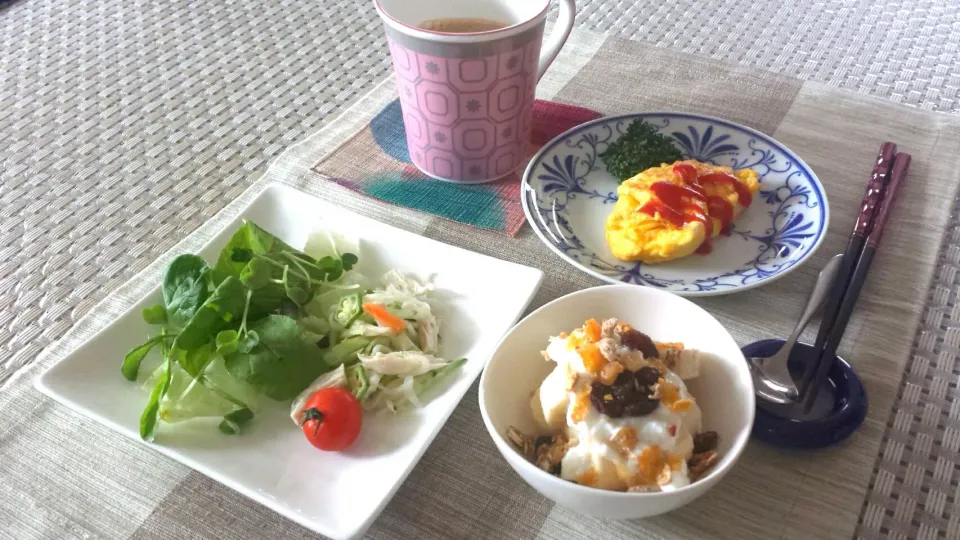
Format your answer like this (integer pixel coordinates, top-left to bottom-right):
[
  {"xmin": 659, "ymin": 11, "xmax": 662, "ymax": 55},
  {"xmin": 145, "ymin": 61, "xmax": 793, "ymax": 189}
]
[{"xmin": 606, "ymin": 160, "xmax": 760, "ymax": 263}]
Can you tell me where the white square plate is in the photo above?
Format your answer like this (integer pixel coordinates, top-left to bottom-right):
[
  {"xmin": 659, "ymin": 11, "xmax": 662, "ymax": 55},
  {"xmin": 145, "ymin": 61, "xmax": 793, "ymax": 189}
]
[{"xmin": 35, "ymin": 183, "xmax": 543, "ymax": 539}]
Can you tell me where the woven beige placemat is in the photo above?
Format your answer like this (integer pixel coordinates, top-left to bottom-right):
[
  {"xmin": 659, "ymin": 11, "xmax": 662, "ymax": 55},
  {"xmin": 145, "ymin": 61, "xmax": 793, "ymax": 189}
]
[
  {"xmin": 0, "ymin": 0, "xmax": 960, "ymax": 539},
  {"xmin": 3, "ymin": 20, "xmax": 960, "ymax": 540}
]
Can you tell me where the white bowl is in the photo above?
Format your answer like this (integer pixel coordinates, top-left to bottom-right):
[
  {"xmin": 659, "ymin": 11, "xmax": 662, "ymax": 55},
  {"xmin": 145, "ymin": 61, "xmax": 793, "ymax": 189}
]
[{"xmin": 479, "ymin": 285, "xmax": 755, "ymax": 519}]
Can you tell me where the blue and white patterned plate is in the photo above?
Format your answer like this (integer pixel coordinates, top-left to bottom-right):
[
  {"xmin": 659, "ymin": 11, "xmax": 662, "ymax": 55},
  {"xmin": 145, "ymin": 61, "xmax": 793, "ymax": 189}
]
[{"xmin": 521, "ymin": 113, "xmax": 829, "ymax": 296}]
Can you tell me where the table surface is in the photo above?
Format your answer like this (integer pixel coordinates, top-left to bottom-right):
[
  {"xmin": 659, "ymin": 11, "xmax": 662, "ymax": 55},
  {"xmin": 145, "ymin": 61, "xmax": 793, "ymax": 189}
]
[{"xmin": 2, "ymin": 0, "xmax": 960, "ymax": 538}]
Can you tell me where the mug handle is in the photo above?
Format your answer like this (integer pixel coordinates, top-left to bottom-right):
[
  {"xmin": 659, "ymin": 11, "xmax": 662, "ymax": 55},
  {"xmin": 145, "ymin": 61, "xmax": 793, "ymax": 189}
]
[{"xmin": 536, "ymin": 0, "xmax": 575, "ymax": 81}]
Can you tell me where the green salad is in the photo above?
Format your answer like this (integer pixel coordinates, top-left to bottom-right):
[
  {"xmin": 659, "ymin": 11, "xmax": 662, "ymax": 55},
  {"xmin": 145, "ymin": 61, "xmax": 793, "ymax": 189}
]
[{"xmin": 122, "ymin": 220, "xmax": 465, "ymax": 442}]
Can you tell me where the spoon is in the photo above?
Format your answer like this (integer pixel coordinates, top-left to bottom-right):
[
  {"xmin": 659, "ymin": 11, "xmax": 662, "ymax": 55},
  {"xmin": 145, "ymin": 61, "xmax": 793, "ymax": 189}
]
[{"xmin": 747, "ymin": 254, "xmax": 843, "ymax": 404}]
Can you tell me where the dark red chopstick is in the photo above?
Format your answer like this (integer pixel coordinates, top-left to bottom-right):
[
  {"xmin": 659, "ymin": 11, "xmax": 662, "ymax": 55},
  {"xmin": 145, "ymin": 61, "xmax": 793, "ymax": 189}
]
[
  {"xmin": 802, "ymin": 152, "xmax": 911, "ymax": 412},
  {"xmin": 798, "ymin": 142, "xmax": 897, "ymax": 397}
]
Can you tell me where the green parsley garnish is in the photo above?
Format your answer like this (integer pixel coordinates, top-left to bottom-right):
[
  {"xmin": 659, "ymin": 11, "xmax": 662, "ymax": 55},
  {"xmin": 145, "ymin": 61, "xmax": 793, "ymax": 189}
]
[{"xmin": 600, "ymin": 120, "xmax": 683, "ymax": 182}]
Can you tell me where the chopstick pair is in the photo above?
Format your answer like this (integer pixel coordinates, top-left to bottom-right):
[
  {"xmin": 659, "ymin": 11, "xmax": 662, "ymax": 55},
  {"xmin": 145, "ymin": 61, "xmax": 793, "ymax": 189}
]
[{"xmin": 798, "ymin": 142, "xmax": 912, "ymax": 412}]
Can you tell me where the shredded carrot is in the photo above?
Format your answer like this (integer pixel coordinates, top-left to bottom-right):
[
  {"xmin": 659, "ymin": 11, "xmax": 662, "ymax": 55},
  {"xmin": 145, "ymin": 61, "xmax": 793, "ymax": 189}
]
[{"xmin": 362, "ymin": 303, "xmax": 406, "ymax": 334}]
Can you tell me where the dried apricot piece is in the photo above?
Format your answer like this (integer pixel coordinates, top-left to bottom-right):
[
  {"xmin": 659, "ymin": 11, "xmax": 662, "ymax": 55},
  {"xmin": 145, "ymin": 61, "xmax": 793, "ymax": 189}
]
[
  {"xmin": 599, "ymin": 360, "xmax": 624, "ymax": 385},
  {"xmin": 656, "ymin": 464, "xmax": 672, "ymax": 485},
  {"xmin": 571, "ymin": 388, "xmax": 591, "ymax": 423},
  {"xmin": 658, "ymin": 378, "xmax": 681, "ymax": 406},
  {"xmin": 655, "ymin": 341, "xmax": 685, "ymax": 351},
  {"xmin": 670, "ymin": 398, "xmax": 694, "ymax": 412},
  {"xmin": 579, "ymin": 343, "xmax": 607, "ymax": 374},
  {"xmin": 575, "ymin": 468, "xmax": 598, "ymax": 487},
  {"xmin": 610, "ymin": 427, "xmax": 638, "ymax": 456},
  {"xmin": 634, "ymin": 445, "xmax": 662, "ymax": 485},
  {"xmin": 584, "ymin": 318, "xmax": 602, "ymax": 343}
]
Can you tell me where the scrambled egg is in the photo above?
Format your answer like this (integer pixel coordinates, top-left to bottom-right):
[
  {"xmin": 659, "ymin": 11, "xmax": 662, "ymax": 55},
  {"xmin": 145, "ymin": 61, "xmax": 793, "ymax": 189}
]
[{"xmin": 605, "ymin": 160, "xmax": 760, "ymax": 263}]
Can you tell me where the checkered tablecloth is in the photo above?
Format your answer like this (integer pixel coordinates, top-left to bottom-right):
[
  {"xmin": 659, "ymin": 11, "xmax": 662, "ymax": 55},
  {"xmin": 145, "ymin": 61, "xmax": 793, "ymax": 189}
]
[{"xmin": 2, "ymin": 1, "xmax": 960, "ymax": 538}]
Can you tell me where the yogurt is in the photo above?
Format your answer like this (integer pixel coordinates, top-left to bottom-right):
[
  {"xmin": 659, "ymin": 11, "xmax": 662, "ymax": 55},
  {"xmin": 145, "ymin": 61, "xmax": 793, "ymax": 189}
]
[{"xmin": 532, "ymin": 319, "xmax": 702, "ymax": 491}]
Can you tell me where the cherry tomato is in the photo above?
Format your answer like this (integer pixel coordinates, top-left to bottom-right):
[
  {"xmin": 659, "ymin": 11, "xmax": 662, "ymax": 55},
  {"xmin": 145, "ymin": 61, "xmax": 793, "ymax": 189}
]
[{"xmin": 300, "ymin": 387, "xmax": 363, "ymax": 451}]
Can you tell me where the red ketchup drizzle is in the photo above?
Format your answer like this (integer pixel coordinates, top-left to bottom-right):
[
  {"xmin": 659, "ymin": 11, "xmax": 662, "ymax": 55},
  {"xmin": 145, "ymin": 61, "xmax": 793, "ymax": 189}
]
[
  {"xmin": 700, "ymin": 173, "xmax": 752, "ymax": 236},
  {"xmin": 639, "ymin": 182, "xmax": 707, "ymax": 228},
  {"xmin": 706, "ymin": 196, "xmax": 735, "ymax": 235},
  {"xmin": 699, "ymin": 173, "xmax": 753, "ymax": 207},
  {"xmin": 637, "ymin": 165, "xmax": 753, "ymax": 254},
  {"xmin": 673, "ymin": 163, "xmax": 703, "ymax": 194}
]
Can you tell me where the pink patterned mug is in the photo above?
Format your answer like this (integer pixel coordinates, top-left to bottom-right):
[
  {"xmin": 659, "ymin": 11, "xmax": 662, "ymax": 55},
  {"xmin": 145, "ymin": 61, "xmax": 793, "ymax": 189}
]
[{"xmin": 374, "ymin": 0, "xmax": 576, "ymax": 183}]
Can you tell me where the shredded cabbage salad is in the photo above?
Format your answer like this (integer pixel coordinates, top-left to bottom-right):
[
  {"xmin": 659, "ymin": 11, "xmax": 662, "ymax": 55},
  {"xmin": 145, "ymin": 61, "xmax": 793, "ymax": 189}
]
[
  {"xmin": 288, "ymin": 268, "xmax": 465, "ymax": 422},
  {"xmin": 289, "ymin": 231, "xmax": 466, "ymax": 423}
]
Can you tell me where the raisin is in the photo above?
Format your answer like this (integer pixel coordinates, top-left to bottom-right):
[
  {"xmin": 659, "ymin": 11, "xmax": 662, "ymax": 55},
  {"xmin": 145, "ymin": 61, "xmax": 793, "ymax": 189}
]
[
  {"xmin": 622, "ymin": 399, "xmax": 659, "ymax": 417},
  {"xmin": 620, "ymin": 329, "xmax": 659, "ymax": 358},
  {"xmin": 604, "ymin": 401, "xmax": 624, "ymax": 418},
  {"xmin": 693, "ymin": 431, "xmax": 719, "ymax": 454},
  {"xmin": 612, "ymin": 381, "xmax": 640, "ymax": 402},
  {"xmin": 589, "ymin": 382, "xmax": 607, "ymax": 408},
  {"xmin": 590, "ymin": 383, "xmax": 620, "ymax": 417},
  {"xmin": 590, "ymin": 370, "xmax": 660, "ymax": 418},
  {"xmin": 635, "ymin": 366, "xmax": 661, "ymax": 385}
]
